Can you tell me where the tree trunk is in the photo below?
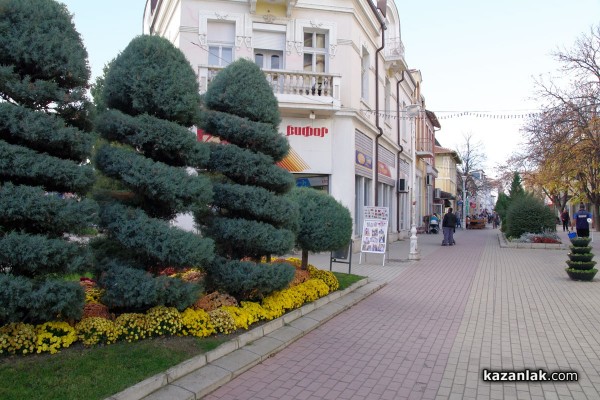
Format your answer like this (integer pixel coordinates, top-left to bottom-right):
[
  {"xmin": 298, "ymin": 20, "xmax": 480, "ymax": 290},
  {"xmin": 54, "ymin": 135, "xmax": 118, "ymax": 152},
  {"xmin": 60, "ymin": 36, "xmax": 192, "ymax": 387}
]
[{"xmin": 301, "ymin": 249, "xmax": 309, "ymax": 270}]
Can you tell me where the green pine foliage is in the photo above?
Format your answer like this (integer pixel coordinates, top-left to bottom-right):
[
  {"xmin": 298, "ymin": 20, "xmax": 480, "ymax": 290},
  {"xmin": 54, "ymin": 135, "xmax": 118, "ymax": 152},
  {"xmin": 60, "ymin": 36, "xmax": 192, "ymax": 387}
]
[
  {"xmin": 287, "ymin": 187, "xmax": 353, "ymax": 269},
  {"xmin": 505, "ymin": 194, "xmax": 557, "ymax": 239},
  {"xmin": 0, "ymin": 0, "xmax": 93, "ymax": 130},
  {"xmin": 509, "ymin": 172, "xmax": 526, "ymax": 200},
  {"xmin": 205, "ymin": 258, "xmax": 295, "ymax": 301},
  {"xmin": 93, "ymin": 35, "xmax": 213, "ymax": 311},
  {"xmin": 0, "ymin": 0, "xmax": 97, "ymax": 325},
  {"xmin": 498, "ymin": 172, "xmax": 527, "ymax": 233},
  {"xmin": 98, "ymin": 265, "xmax": 201, "ymax": 312},
  {"xmin": 495, "ymin": 192, "xmax": 510, "ymax": 231},
  {"xmin": 102, "ymin": 35, "xmax": 201, "ymax": 126},
  {"xmin": 197, "ymin": 58, "xmax": 297, "ymax": 299}
]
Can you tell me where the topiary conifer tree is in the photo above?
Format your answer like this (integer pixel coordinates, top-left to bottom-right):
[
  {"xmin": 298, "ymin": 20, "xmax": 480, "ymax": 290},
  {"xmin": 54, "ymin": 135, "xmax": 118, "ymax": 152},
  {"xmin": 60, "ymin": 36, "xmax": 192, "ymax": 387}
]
[
  {"xmin": 0, "ymin": 0, "xmax": 98, "ymax": 324},
  {"xmin": 93, "ymin": 35, "xmax": 214, "ymax": 312},
  {"xmin": 197, "ymin": 58, "xmax": 297, "ymax": 300},
  {"xmin": 505, "ymin": 193, "xmax": 556, "ymax": 239},
  {"xmin": 287, "ymin": 187, "xmax": 353, "ymax": 270}
]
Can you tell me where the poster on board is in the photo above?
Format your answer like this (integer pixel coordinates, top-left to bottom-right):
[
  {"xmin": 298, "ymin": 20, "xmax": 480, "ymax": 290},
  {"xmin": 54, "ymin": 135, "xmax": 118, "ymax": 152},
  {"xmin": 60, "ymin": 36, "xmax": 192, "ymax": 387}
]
[{"xmin": 360, "ymin": 207, "xmax": 389, "ymax": 254}]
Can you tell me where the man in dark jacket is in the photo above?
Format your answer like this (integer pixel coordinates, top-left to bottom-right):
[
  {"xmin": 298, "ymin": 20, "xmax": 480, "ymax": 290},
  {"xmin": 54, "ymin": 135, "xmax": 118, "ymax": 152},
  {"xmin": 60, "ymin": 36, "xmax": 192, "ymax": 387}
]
[
  {"xmin": 572, "ymin": 204, "xmax": 593, "ymax": 237},
  {"xmin": 442, "ymin": 207, "xmax": 457, "ymax": 246}
]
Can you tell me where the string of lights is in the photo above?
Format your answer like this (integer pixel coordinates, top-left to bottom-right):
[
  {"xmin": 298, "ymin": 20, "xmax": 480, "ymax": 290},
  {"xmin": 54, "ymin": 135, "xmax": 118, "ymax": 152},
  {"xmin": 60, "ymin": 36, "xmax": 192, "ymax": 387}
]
[
  {"xmin": 192, "ymin": 42, "xmax": 548, "ymax": 121},
  {"xmin": 359, "ymin": 109, "xmax": 543, "ymax": 120}
]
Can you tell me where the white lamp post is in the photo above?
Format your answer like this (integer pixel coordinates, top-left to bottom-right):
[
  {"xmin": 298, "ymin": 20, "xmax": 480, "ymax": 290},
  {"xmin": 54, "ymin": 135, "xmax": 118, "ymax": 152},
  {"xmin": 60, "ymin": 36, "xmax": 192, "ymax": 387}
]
[
  {"xmin": 462, "ymin": 175, "xmax": 467, "ymax": 230},
  {"xmin": 407, "ymin": 104, "xmax": 421, "ymax": 260}
]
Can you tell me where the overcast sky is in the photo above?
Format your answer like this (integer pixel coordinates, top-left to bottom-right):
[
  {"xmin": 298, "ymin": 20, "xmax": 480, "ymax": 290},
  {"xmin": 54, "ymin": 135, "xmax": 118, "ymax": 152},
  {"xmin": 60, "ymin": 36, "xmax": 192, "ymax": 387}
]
[
  {"xmin": 396, "ymin": 0, "xmax": 600, "ymax": 175},
  {"xmin": 61, "ymin": 0, "xmax": 600, "ymax": 176}
]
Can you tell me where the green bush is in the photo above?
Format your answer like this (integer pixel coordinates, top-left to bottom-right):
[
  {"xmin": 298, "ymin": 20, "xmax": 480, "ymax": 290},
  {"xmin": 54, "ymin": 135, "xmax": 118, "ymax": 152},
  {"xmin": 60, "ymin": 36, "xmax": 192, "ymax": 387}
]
[
  {"xmin": 0, "ymin": 274, "xmax": 33, "ymax": 324},
  {"xmin": 155, "ymin": 276, "xmax": 203, "ymax": 311},
  {"xmin": 205, "ymin": 257, "xmax": 296, "ymax": 301},
  {"xmin": 0, "ymin": 276, "xmax": 85, "ymax": 325},
  {"xmin": 28, "ymin": 280, "xmax": 85, "ymax": 322},
  {"xmin": 99, "ymin": 263, "xmax": 203, "ymax": 313},
  {"xmin": 505, "ymin": 194, "xmax": 556, "ymax": 239},
  {"xmin": 99, "ymin": 265, "xmax": 159, "ymax": 312},
  {"xmin": 286, "ymin": 187, "xmax": 352, "ymax": 269}
]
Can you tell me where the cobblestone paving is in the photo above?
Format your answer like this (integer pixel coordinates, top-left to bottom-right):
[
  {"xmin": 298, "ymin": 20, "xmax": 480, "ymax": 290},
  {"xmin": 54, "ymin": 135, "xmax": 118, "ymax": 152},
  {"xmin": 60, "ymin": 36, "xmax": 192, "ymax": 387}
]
[{"xmin": 203, "ymin": 228, "xmax": 600, "ymax": 400}]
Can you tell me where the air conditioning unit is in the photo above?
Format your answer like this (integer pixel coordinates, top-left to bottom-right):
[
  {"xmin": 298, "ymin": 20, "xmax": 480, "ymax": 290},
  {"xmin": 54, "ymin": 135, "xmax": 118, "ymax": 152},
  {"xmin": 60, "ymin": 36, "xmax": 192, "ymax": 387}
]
[
  {"xmin": 426, "ymin": 174, "xmax": 432, "ymax": 186},
  {"xmin": 434, "ymin": 188, "xmax": 441, "ymax": 199},
  {"xmin": 397, "ymin": 178, "xmax": 408, "ymax": 193}
]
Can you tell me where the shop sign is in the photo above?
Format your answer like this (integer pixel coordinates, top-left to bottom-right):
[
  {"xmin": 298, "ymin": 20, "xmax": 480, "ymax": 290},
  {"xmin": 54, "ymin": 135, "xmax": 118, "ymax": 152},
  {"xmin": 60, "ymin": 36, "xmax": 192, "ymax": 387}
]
[
  {"xmin": 281, "ymin": 119, "xmax": 332, "ymax": 174},
  {"xmin": 286, "ymin": 125, "xmax": 329, "ymax": 138},
  {"xmin": 355, "ymin": 150, "xmax": 372, "ymax": 169}
]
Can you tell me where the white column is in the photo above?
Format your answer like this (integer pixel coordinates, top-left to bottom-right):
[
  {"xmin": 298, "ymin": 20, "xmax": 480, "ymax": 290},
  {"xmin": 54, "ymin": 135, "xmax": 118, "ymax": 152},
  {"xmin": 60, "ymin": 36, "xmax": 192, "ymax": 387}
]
[
  {"xmin": 407, "ymin": 104, "xmax": 420, "ymax": 260},
  {"xmin": 462, "ymin": 175, "xmax": 467, "ymax": 230}
]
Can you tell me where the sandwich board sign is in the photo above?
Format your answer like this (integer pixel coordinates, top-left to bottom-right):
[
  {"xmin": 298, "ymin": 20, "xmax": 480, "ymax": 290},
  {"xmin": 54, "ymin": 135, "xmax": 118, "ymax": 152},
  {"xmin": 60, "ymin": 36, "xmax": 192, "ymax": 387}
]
[{"xmin": 360, "ymin": 206, "xmax": 389, "ymax": 266}]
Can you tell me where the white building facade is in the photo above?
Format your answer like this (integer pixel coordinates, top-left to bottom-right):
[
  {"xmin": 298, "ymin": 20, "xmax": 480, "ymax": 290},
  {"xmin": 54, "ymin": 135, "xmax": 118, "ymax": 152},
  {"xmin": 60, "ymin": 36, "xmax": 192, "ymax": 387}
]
[{"xmin": 144, "ymin": 0, "xmax": 439, "ymax": 248}]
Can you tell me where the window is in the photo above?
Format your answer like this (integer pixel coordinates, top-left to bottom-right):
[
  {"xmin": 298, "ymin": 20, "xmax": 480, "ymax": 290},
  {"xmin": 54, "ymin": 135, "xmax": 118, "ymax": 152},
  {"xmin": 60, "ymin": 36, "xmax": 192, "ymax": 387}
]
[
  {"xmin": 384, "ymin": 78, "xmax": 391, "ymax": 123},
  {"xmin": 253, "ymin": 27, "xmax": 286, "ymax": 70},
  {"xmin": 254, "ymin": 51, "xmax": 283, "ymax": 69},
  {"xmin": 377, "ymin": 183, "xmax": 395, "ymax": 232},
  {"xmin": 303, "ymin": 31, "xmax": 327, "ymax": 72},
  {"xmin": 207, "ymin": 21, "xmax": 235, "ymax": 66},
  {"xmin": 401, "ymin": 101, "xmax": 408, "ymax": 143},
  {"xmin": 361, "ymin": 47, "xmax": 369, "ymax": 100},
  {"xmin": 354, "ymin": 176, "xmax": 372, "ymax": 235}
]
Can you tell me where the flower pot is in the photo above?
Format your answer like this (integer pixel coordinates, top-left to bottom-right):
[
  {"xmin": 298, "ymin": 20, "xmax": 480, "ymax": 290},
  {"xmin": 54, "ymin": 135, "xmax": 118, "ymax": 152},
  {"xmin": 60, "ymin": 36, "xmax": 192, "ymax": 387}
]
[
  {"xmin": 566, "ymin": 260, "xmax": 597, "ymax": 270},
  {"xmin": 570, "ymin": 246, "xmax": 593, "ymax": 255},
  {"xmin": 566, "ymin": 268, "xmax": 598, "ymax": 281},
  {"xmin": 568, "ymin": 253, "xmax": 595, "ymax": 263}
]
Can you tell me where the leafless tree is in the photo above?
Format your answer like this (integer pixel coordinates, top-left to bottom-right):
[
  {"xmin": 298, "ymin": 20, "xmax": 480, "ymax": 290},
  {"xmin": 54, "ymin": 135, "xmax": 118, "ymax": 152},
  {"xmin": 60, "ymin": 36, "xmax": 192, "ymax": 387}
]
[{"xmin": 454, "ymin": 132, "xmax": 488, "ymax": 200}]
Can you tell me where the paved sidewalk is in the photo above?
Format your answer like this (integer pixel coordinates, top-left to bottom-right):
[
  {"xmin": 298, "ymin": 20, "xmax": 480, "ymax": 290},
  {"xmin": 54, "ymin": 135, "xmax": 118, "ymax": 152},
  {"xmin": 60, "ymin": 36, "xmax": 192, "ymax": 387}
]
[{"xmin": 114, "ymin": 226, "xmax": 600, "ymax": 400}]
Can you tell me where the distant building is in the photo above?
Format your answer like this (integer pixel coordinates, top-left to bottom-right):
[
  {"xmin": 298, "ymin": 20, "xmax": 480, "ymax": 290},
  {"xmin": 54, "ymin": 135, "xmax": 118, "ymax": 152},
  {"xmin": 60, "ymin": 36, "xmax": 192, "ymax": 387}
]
[{"xmin": 433, "ymin": 144, "xmax": 461, "ymax": 215}]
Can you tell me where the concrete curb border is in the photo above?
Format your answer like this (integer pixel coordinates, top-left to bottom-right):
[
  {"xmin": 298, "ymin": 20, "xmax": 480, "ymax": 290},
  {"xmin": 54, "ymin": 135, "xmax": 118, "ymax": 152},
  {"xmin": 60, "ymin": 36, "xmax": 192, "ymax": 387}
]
[{"xmin": 106, "ymin": 278, "xmax": 386, "ymax": 400}]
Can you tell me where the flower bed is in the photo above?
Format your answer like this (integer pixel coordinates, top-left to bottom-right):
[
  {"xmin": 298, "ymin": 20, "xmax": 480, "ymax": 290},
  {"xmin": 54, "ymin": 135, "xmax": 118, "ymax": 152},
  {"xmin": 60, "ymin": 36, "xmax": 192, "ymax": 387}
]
[
  {"xmin": 509, "ymin": 232, "xmax": 561, "ymax": 244},
  {"xmin": 0, "ymin": 260, "xmax": 336, "ymax": 356}
]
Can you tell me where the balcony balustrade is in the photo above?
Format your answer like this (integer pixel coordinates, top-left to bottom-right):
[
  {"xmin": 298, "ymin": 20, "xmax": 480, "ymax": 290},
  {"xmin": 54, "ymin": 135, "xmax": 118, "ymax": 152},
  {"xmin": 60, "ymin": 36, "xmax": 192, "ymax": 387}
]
[
  {"xmin": 198, "ymin": 65, "xmax": 341, "ymax": 111},
  {"xmin": 384, "ymin": 37, "xmax": 407, "ymax": 72}
]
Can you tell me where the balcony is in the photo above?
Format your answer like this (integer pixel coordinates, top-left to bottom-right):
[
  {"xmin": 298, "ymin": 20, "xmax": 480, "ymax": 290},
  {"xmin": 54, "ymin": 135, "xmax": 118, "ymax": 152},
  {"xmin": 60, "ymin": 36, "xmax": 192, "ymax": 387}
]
[
  {"xmin": 416, "ymin": 136, "xmax": 434, "ymax": 159},
  {"xmin": 198, "ymin": 66, "xmax": 341, "ymax": 114},
  {"xmin": 384, "ymin": 37, "xmax": 407, "ymax": 72}
]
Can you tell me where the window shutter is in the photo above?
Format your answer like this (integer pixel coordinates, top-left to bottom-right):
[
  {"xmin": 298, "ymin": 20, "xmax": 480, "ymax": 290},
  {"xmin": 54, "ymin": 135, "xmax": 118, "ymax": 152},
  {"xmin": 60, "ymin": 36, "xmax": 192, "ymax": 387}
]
[
  {"xmin": 207, "ymin": 21, "xmax": 235, "ymax": 44},
  {"xmin": 253, "ymin": 30, "xmax": 286, "ymax": 51}
]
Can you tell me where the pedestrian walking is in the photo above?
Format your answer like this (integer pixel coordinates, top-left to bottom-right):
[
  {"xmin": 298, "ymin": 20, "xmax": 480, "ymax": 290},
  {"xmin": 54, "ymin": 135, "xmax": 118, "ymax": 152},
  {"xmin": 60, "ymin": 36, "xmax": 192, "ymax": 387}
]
[
  {"xmin": 561, "ymin": 208, "xmax": 570, "ymax": 232},
  {"xmin": 572, "ymin": 204, "xmax": 593, "ymax": 237},
  {"xmin": 442, "ymin": 207, "xmax": 457, "ymax": 246}
]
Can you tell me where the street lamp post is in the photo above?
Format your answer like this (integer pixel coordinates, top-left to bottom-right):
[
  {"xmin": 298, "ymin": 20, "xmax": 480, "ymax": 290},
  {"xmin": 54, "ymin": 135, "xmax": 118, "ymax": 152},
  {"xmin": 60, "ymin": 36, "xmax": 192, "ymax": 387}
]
[
  {"xmin": 462, "ymin": 175, "xmax": 467, "ymax": 230},
  {"xmin": 407, "ymin": 104, "xmax": 420, "ymax": 260}
]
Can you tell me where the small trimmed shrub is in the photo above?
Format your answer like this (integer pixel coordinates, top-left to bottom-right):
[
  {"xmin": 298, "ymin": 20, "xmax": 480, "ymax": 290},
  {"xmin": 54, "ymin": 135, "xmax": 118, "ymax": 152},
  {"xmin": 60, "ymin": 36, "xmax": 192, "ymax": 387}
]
[
  {"xmin": 571, "ymin": 237, "xmax": 592, "ymax": 247},
  {"xmin": 566, "ymin": 260, "xmax": 597, "ymax": 270},
  {"xmin": 205, "ymin": 257, "xmax": 295, "ymax": 301},
  {"xmin": 566, "ymin": 268, "xmax": 598, "ymax": 281},
  {"xmin": 570, "ymin": 246, "xmax": 593, "ymax": 255},
  {"xmin": 568, "ymin": 253, "xmax": 594, "ymax": 262},
  {"xmin": 566, "ymin": 234, "xmax": 596, "ymax": 281}
]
